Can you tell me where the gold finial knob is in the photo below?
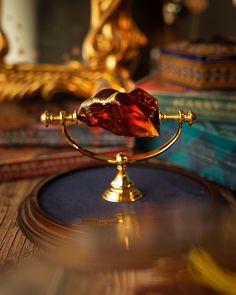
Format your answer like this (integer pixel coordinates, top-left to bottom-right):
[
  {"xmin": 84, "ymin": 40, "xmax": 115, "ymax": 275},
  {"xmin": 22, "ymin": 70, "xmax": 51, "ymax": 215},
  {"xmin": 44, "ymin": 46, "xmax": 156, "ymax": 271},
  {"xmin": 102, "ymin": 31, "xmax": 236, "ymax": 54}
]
[
  {"xmin": 160, "ymin": 110, "xmax": 196, "ymax": 125},
  {"xmin": 40, "ymin": 111, "xmax": 50, "ymax": 127},
  {"xmin": 40, "ymin": 110, "xmax": 78, "ymax": 127},
  {"xmin": 178, "ymin": 110, "xmax": 197, "ymax": 125}
]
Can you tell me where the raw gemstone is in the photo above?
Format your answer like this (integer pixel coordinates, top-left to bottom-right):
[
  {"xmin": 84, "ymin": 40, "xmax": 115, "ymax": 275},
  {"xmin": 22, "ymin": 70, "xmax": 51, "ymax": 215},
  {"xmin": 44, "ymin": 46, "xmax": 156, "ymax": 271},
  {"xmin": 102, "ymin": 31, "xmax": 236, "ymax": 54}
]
[{"xmin": 77, "ymin": 88, "xmax": 160, "ymax": 137}]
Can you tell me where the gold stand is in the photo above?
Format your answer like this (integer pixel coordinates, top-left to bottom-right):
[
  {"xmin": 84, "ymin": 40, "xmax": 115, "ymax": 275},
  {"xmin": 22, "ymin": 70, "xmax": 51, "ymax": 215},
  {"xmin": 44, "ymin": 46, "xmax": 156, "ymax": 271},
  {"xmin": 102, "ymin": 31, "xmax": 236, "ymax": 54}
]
[
  {"xmin": 41, "ymin": 109, "xmax": 196, "ymax": 202},
  {"xmin": 103, "ymin": 153, "xmax": 142, "ymax": 202}
]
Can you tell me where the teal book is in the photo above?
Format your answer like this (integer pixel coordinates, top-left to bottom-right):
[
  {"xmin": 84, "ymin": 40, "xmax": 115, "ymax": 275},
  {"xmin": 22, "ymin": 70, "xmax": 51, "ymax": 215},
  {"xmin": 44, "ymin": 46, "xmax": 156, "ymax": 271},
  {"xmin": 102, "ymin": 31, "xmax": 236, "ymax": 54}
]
[
  {"xmin": 142, "ymin": 121, "xmax": 236, "ymax": 192},
  {"xmin": 138, "ymin": 73, "xmax": 236, "ymax": 123}
]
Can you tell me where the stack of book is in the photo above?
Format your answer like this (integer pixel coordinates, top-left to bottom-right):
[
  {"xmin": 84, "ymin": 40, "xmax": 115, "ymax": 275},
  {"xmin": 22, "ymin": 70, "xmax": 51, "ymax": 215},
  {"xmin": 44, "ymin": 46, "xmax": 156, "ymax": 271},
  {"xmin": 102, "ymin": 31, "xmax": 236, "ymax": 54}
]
[
  {"xmin": 138, "ymin": 73, "xmax": 236, "ymax": 123},
  {"xmin": 0, "ymin": 99, "xmax": 133, "ymax": 181},
  {"xmin": 138, "ymin": 72, "xmax": 236, "ymax": 192}
]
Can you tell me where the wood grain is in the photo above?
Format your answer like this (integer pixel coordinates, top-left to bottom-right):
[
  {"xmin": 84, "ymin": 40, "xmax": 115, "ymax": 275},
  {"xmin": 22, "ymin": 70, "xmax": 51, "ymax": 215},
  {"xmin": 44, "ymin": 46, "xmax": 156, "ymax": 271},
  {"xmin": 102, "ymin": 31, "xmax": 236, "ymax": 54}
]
[{"xmin": 0, "ymin": 178, "xmax": 42, "ymax": 266}]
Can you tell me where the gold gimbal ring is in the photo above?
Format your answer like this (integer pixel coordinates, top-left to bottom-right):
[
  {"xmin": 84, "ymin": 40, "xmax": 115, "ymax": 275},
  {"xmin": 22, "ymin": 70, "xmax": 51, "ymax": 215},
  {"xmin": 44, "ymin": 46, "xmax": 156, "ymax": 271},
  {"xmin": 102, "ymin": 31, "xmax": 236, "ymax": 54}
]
[{"xmin": 41, "ymin": 109, "xmax": 196, "ymax": 202}]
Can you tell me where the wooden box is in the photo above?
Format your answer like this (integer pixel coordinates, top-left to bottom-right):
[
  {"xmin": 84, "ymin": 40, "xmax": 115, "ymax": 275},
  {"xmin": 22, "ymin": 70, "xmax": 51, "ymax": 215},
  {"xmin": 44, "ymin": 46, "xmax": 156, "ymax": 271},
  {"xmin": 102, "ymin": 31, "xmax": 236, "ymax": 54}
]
[{"xmin": 159, "ymin": 40, "xmax": 236, "ymax": 89}]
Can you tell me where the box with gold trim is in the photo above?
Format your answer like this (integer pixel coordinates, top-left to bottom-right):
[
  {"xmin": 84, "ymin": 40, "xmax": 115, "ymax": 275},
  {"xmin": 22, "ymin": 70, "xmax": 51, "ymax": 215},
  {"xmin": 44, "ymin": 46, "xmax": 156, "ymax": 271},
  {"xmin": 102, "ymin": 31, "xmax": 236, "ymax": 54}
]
[{"xmin": 159, "ymin": 39, "xmax": 236, "ymax": 89}]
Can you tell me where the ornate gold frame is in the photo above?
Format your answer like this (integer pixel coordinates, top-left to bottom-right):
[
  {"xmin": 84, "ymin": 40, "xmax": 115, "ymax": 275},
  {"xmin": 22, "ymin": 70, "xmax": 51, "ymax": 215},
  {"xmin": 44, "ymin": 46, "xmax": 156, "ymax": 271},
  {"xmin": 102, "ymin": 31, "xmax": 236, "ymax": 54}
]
[{"xmin": 0, "ymin": 0, "xmax": 146, "ymax": 102}]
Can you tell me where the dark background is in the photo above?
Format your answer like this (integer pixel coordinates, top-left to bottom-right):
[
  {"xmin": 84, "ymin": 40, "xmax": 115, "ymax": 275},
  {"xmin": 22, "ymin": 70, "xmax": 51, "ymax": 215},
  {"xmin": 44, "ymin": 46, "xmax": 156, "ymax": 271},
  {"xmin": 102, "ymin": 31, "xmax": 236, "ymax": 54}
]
[{"xmin": 35, "ymin": 0, "xmax": 236, "ymax": 79}]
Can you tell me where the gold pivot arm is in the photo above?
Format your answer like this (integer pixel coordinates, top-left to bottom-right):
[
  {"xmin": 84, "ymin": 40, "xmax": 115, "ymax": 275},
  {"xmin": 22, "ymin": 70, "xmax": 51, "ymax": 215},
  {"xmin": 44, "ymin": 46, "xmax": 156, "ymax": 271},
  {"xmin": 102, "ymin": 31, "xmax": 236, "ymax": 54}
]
[
  {"xmin": 160, "ymin": 110, "xmax": 196, "ymax": 125},
  {"xmin": 41, "ymin": 109, "xmax": 196, "ymax": 128},
  {"xmin": 40, "ymin": 110, "xmax": 78, "ymax": 127},
  {"xmin": 40, "ymin": 109, "xmax": 196, "ymax": 163}
]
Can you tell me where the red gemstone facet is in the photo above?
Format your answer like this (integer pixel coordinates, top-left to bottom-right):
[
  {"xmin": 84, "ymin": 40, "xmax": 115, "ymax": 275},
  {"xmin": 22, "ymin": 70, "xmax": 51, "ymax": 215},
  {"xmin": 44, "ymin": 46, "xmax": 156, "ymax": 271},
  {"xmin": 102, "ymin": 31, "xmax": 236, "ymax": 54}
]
[{"xmin": 77, "ymin": 88, "xmax": 160, "ymax": 137}]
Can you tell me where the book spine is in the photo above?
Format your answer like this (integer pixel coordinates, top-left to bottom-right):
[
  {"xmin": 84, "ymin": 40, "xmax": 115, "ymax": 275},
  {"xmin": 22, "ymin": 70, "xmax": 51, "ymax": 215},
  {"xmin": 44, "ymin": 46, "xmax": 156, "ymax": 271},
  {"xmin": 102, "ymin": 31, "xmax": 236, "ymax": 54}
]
[
  {"xmin": 165, "ymin": 145, "xmax": 236, "ymax": 192},
  {"xmin": 153, "ymin": 94, "xmax": 236, "ymax": 123},
  {"xmin": 0, "ymin": 156, "xmax": 102, "ymax": 181},
  {"xmin": 143, "ymin": 123, "xmax": 236, "ymax": 191},
  {"xmin": 0, "ymin": 147, "xmax": 132, "ymax": 181},
  {"xmin": 0, "ymin": 127, "xmax": 132, "ymax": 148}
]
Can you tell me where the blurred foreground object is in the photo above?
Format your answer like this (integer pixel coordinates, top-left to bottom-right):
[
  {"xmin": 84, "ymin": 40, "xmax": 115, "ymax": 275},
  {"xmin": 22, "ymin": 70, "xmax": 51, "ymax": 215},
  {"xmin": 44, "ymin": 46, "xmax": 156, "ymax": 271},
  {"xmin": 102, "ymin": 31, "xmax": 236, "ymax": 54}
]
[
  {"xmin": 2, "ymin": 158, "xmax": 235, "ymax": 294},
  {"xmin": 190, "ymin": 248, "xmax": 236, "ymax": 295},
  {"xmin": 159, "ymin": 37, "xmax": 236, "ymax": 89},
  {"xmin": 14, "ymin": 199, "xmax": 236, "ymax": 294},
  {"xmin": 0, "ymin": 0, "xmax": 146, "ymax": 102}
]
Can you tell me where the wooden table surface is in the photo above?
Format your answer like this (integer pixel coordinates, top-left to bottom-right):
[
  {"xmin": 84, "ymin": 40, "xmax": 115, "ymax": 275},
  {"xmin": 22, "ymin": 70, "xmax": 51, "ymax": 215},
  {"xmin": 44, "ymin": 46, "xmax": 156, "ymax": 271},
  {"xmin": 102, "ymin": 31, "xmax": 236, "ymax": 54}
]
[{"xmin": 0, "ymin": 177, "xmax": 43, "ymax": 266}]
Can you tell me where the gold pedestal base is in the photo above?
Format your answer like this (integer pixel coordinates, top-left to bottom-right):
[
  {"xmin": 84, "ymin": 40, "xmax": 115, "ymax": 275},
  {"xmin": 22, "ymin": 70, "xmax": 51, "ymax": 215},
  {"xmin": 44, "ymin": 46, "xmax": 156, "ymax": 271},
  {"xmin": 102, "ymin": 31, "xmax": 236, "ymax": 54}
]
[
  {"xmin": 103, "ymin": 153, "xmax": 142, "ymax": 202},
  {"xmin": 103, "ymin": 182, "xmax": 142, "ymax": 202}
]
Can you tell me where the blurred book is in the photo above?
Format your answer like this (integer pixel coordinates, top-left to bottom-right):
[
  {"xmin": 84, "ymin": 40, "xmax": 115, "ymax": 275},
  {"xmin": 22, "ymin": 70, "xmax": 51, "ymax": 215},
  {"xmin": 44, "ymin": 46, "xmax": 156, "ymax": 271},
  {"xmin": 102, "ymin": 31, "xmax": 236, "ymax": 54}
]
[
  {"xmin": 0, "ymin": 123, "xmax": 133, "ymax": 148},
  {"xmin": 0, "ymin": 99, "xmax": 77, "ymax": 129},
  {"xmin": 138, "ymin": 72, "xmax": 236, "ymax": 123},
  {"xmin": 0, "ymin": 145, "xmax": 133, "ymax": 181},
  {"xmin": 143, "ymin": 121, "xmax": 236, "ymax": 192},
  {"xmin": 0, "ymin": 100, "xmax": 132, "ymax": 148},
  {"xmin": 0, "ymin": 96, "xmax": 135, "ymax": 181}
]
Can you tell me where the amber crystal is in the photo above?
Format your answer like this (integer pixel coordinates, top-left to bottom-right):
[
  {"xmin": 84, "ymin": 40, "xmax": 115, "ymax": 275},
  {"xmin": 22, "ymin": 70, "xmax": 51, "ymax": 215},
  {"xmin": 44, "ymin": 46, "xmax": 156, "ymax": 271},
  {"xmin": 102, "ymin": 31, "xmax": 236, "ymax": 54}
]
[{"xmin": 77, "ymin": 88, "xmax": 160, "ymax": 137}]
